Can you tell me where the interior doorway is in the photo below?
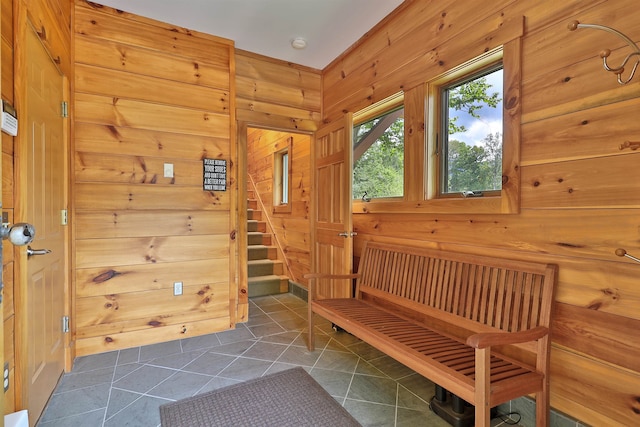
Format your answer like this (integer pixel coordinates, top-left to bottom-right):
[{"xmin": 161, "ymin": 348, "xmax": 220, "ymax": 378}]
[{"xmin": 243, "ymin": 126, "xmax": 314, "ymax": 297}]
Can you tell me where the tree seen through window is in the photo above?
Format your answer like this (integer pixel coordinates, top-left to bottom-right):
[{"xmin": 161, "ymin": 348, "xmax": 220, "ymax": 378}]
[
  {"xmin": 352, "ymin": 107, "xmax": 404, "ymax": 200},
  {"xmin": 442, "ymin": 66, "xmax": 503, "ymax": 195}
]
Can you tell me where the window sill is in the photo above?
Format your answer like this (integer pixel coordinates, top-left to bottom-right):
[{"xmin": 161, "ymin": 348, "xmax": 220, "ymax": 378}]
[
  {"xmin": 273, "ymin": 204, "xmax": 291, "ymax": 214},
  {"xmin": 353, "ymin": 194, "xmax": 517, "ymax": 215}
]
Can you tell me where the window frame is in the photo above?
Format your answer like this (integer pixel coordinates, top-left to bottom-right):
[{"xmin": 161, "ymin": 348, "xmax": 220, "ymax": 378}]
[
  {"xmin": 352, "ymin": 38, "xmax": 521, "ymax": 215},
  {"xmin": 272, "ymin": 137, "xmax": 292, "ymax": 214},
  {"xmin": 433, "ymin": 50, "xmax": 504, "ymax": 199}
]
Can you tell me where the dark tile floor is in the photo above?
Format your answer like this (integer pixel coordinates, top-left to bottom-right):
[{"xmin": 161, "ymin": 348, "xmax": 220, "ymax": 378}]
[{"xmin": 36, "ymin": 293, "xmax": 520, "ymax": 427}]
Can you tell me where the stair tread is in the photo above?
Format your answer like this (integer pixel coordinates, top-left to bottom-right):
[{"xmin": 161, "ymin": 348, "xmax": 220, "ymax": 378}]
[
  {"xmin": 248, "ymin": 274, "xmax": 288, "ymax": 282},
  {"xmin": 248, "ymin": 259, "xmax": 283, "ymax": 264}
]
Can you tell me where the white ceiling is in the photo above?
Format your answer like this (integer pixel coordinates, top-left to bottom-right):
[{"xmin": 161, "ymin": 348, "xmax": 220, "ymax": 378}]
[{"xmin": 92, "ymin": 0, "xmax": 405, "ymax": 70}]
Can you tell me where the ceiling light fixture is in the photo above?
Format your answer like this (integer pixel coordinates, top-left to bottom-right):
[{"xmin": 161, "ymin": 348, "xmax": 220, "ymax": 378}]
[{"xmin": 291, "ymin": 37, "xmax": 307, "ymax": 50}]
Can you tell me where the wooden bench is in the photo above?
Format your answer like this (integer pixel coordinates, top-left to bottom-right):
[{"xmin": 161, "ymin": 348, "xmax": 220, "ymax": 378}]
[{"xmin": 306, "ymin": 241, "xmax": 557, "ymax": 427}]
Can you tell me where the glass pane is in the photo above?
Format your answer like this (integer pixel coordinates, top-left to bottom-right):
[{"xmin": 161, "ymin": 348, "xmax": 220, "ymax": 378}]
[
  {"xmin": 442, "ymin": 66, "xmax": 503, "ymax": 194},
  {"xmin": 282, "ymin": 152, "xmax": 289, "ymax": 204},
  {"xmin": 352, "ymin": 107, "xmax": 404, "ymax": 199}
]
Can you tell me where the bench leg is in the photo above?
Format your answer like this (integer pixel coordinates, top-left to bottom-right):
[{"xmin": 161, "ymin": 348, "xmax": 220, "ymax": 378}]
[
  {"xmin": 475, "ymin": 347, "xmax": 491, "ymax": 427},
  {"xmin": 536, "ymin": 381, "xmax": 550, "ymax": 427},
  {"xmin": 307, "ymin": 303, "xmax": 315, "ymax": 352},
  {"xmin": 536, "ymin": 336, "xmax": 550, "ymax": 427}
]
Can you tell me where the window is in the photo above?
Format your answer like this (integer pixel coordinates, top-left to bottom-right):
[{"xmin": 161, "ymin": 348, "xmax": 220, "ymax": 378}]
[
  {"xmin": 352, "ymin": 94, "xmax": 404, "ymax": 201},
  {"xmin": 439, "ymin": 64, "xmax": 503, "ymax": 197},
  {"xmin": 273, "ymin": 138, "xmax": 292, "ymax": 213},
  {"xmin": 425, "ymin": 44, "xmax": 520, "ymax": 213},
  {"xmin": 352, "ymin": 39, "xmax": 521, "ymax": 215}
]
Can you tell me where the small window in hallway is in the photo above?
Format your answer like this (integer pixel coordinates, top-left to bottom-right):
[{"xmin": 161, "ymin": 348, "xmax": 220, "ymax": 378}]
[{"xmin": 273, "ymin": 137, "xmax": 292, "ymax": 213}]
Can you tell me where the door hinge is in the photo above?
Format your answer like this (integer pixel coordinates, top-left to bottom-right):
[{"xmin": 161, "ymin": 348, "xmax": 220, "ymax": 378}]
[
  {"xmin": 61, "ymin": 101, "xmax": 68, "ymax": 118},
  {"xmin": 61, "ymin": 209, "xmax": 68, "ymax": 225},
  {"xmin": 62, "ymin": 316, "xmax": 70, "ymax": 333}
]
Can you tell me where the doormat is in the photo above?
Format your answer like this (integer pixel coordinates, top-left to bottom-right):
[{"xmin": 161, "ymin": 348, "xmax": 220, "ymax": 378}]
[{"xmin": 159, "ymin": 367, "xmax": 361, "ymax": 426}]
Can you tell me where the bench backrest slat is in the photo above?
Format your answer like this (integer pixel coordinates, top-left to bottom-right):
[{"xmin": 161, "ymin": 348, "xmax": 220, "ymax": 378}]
[{"xmin": 357, "ymin": 242, "xmax": 556, "ymax": 333}]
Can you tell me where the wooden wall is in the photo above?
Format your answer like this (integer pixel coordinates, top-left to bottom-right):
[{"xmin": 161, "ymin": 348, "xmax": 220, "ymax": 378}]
[
  {"xmin": 72, "ymin": 0, "xmax": 237, "ymax": 356},
  {"xmin": 235, "ymin": 50, "xmax": 321, "ymax": 133},
  {"xmin": 1, "ymin": 0, "xmax": 637, "ymax": 424},
  {"xmin": 247, "ymin": 128, "xmax": 312, "ymax": 283},
  {"xmin": 320, "ymin": 0, "xmax": 640, "ymax": 425}
]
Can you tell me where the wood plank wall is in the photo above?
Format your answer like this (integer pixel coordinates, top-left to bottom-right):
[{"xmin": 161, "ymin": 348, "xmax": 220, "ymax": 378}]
[
  {"xmin": 1, "ymin": 0, "xmax": 636, "ymax": 423},
  {"xmin": 320, "ymin": 0, "xmax": 640, "ymax": 425},
  {"xmin": 2, "ymin": 0, "xmax": 72, "ymax": 414},
  {"xmin": 235, "ymin": 50, "xmax": 321, "ymax": 133},
  {"xmin": 247, "ymin": 128, "xmax": 312, "ymax": 283},
  {"xmin": 72, "ymin": 1, "xmax": 237, "ymax": 356}
]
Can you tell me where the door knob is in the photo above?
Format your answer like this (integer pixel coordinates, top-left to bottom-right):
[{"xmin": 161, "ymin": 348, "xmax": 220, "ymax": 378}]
[
  {"xmin": 26, "ymin": 246, "xmax": 51, "ymax": 257},
  {"xmin": 337, "ymin": 232, "xmax": 358, "ymax": 238},
  {"xmin": 1, "ymin": 222, "xmax": 35, "ymax": 246}
]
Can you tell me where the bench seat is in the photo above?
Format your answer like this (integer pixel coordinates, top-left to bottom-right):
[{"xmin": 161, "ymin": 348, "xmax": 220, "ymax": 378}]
[
  {"xmin": 306, "ymin": 241, "xmax": 557, "ymax": 427},
  {"xmin": 313, "ymin": 297, "xmax": 544, "ymax": 406}
]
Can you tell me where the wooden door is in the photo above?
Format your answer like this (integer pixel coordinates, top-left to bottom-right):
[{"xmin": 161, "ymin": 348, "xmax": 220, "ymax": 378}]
[
  {"xmin": 23, "ymin": 26, "xmax": 67, "ymax": 425},
  {"xmin": 311, "ymin": 115, "xmax": 354, "ymax": 299}
]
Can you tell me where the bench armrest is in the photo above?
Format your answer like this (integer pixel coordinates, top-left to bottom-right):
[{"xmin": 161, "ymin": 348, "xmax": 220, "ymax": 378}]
[{"xmin": 466, "ymin": 326, "xmax": 549, "ymax": 349}]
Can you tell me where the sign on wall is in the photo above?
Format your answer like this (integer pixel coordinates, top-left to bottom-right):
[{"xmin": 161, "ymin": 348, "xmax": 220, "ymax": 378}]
[{"xmin": 203, "ymin": 158, "xmax": 227, "ymax": 191}]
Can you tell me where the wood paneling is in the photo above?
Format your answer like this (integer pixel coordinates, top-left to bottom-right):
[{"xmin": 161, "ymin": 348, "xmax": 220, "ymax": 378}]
[
  {"xmin": 74, "ymin": 122, "xmax": 229, "ymax": 159},
  {"xmin": 74, "ymin": 4, "xmax": 231, "ymax": 60},
  {"xmin": 553, "ymin": 303, "xmax": 640, "ymax": 373},
  {"xmin": 2, "ymin": 0, "xmax": 635, "ymax": 423},
  {"xmin": 76, "ymin": 258, "xmax": 227, "ymax": 297},
  {"xmin": 74, "ymin": 183, "xmax": 230, "ymax": 210},
  {"xmin": 75, "ymin": 210, "xmax": 229, "ymax": 239},
  {"xmin": 235, "ymin": 50, "xmax": 321, "ymax": 131},
  {"xmin": 323, "ymin": 0, "xmax": 640, "ymax": 424},
  {"xmin": 74, "ymin": 316, "xmax": 232, "ymax": 356},
  {"xmin": 549, "ymin": 347, "xmax": 640, "ymax": 426},
  {"xmin": 74, "ymin": 34, "xmax": 230, "ymax": 88},
  {"xmin": 73, "ymin": 0, "xmax": 236, "ymax": 355},
  {"xmin": 75, "ymin": 64, "xmax": 230, "ymax": 112},
  {"xmin": 74, "ymin": 93, "xmax": 229, "ymax": 138}
]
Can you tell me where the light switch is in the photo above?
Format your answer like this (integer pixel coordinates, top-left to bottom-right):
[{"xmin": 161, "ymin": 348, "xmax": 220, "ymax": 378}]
[
  {"xmin": 164, "ymin": 163, "xmax": 174, "ymax": 178},
  {"xmin": 173, "ymin": 282, "xmax": 183, "ymax": 296}
]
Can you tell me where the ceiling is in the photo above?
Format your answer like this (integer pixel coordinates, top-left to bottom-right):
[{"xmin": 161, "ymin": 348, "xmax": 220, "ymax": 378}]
[{"xmin": 92, "ymin": 0, "xmax": 405, "ymax": 70}]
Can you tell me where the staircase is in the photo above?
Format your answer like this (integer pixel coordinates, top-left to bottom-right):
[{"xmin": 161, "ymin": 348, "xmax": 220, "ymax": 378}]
[{"xmin": 247, "ymin": 190, "xmax": 289, "ymax": 297}]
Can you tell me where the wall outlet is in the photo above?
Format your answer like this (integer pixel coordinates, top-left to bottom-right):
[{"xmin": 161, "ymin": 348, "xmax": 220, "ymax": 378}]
[
  {"xmin": 164, "ymin": 163, "xmax": 174, "ymax": 178},
  {"xmin": 173, "ymin": 282, "xmax": 183, "ymax": 296}
]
